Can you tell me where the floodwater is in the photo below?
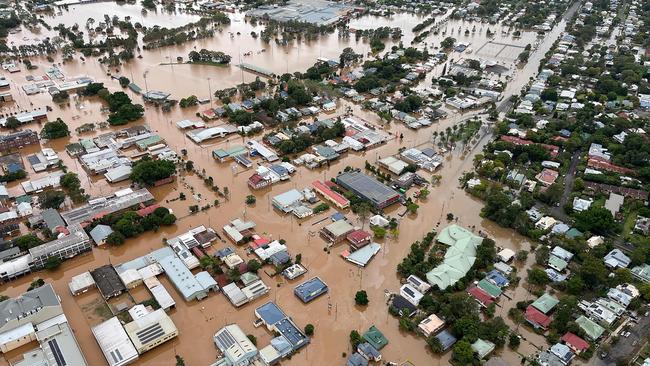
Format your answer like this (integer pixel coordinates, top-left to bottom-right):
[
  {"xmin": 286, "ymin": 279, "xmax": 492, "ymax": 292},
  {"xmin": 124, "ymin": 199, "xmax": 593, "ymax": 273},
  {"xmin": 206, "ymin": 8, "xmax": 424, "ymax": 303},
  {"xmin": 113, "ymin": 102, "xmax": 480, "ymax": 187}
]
[{"xmin": 0, "ymin": 2, "xmax": 580, "ymax": 366}]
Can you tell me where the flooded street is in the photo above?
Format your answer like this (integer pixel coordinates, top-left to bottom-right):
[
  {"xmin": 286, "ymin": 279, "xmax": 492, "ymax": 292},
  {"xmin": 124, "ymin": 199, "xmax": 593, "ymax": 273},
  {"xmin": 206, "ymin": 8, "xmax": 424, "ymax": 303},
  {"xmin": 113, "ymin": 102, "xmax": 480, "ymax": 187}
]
[{"xmin": 0, "ymin": 2, "xmax": 581, "ymax": 365}]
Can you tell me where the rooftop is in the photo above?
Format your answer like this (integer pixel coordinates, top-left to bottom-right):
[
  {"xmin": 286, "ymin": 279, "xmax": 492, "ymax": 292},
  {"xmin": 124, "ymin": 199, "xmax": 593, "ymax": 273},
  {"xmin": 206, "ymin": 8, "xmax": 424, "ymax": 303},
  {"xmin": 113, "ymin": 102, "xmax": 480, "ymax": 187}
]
[
  {"xmin": 294, "ymin": 277, "xmax": 328, "ymax": 303},
  {"xmin": 336, "ymin": 170, "xmax": 400, "ymax": 208}
]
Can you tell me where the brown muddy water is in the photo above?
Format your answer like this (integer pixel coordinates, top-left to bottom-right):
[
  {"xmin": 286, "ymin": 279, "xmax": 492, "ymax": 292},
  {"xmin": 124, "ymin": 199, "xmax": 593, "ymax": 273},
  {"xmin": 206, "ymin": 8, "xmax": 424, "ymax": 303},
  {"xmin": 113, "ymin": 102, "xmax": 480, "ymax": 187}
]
[{"xmin": 0, "ymin": 3, "xmax": 580, "ymax": 365}]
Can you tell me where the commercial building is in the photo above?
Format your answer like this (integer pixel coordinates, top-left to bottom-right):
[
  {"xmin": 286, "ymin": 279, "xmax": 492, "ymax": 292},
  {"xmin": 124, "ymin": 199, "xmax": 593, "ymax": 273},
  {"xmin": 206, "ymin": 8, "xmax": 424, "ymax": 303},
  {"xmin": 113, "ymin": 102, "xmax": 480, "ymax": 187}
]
[
  {"xmin": 341, "ymin": 243, "xmax": 381, "ymax": 267},
  {"xmin": 254, "ymin": 302, "xmax": 309, "ymax": 353},
  {"xmin": 335, "ymin": 171, "xmax": 401, "ymax": 209},
  {"xmin": 0, "ymin": 284, "xmax": 63, "ymax": 353},
  {"xmin": 12, "ymin": 320, "xmax": 88, "ymax": 366},
  {"xmin": 157, "ymin": 255, "xmax": 209, "ymax": 301},
  {"xmin": 28, "ymin": 223, "xmax": 92, "ymax": 269},
  {"xmin": 92, "ymin": 317, "xmax": 139, "ymax": 366},
  {"xmin": 61, "ymin": 188, "xmax": 154, "ymax": 226},
  {"xmin": 246, "ymin": 0, "xmax": 359, "ymax": 26},
  {"xmin": 294, "ymin": 277, "xmax": 329, "ymax": 303},
  {"xmin": 91, "ymin": 265, "xmax": 127, "ymax": 299},
  {"xmin": 213, "ymin": 324, "xmax": 258, "ymax": 365},
  {"xmin": 0, "ymin": 130, "xmax": 39, "ymax": 152},
  {"xmin": 311, "ymin": 180, "xmax": 350, "ymax": 209},
  {"xmin": 425, "ymin": 225, "xmax": 483, "ymax": 289},
  {"xmin": 68, "ymin": 271, "xmax": 96, "ymax": 295},
  {"xmin": 21, "ymin": 171, "xmax": 64, "ymax": 194},
  {"xmin": 320, "ymin": 220, "xmax": 354, "ymax": 244},
  {"xmin": 271, "ymin": 189, "xmax": 304, "ymax": 213},
  {"xmin": 124, "ymin": 309, "xmax": 178, "ymax": 354}
]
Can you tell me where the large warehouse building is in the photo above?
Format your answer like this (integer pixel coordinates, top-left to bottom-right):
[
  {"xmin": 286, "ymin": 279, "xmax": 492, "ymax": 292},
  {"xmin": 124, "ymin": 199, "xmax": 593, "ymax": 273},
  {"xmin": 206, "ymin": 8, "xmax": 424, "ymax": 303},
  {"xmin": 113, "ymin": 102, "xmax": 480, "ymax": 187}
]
[{"xmin": 335, "ymin": 171, "xmax": 401, "ymax": 209}]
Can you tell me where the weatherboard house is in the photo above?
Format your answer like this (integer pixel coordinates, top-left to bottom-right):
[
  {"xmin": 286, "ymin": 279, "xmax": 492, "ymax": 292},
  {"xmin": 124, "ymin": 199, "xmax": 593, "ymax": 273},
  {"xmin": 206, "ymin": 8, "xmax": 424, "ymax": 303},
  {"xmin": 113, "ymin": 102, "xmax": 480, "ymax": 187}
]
[{"xmin": 425, "ymin": 225, "xmax": 483, "ymax": 289}]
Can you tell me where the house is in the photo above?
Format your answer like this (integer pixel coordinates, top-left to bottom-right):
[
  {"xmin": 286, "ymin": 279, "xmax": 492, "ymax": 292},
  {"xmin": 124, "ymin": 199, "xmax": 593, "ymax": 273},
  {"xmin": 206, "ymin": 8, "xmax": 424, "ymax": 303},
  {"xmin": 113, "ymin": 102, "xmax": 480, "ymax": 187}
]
[
  {"xmin": 485, "ymin": 269, "xmax": 509, "ymax": 287},
  {"xmin": 467, "ymin": 286, "xmax": 493, "ymax": 308},
  {"xmin": 341, "ymin": 243, "xmax": 381, "ymax": 267},
  {"xmin": 561, "ymin": 332, "xmax": 589, "ymax": 354},
  {"xmin": 434, "ymin": 329, "xmax": 457, "ymax": 351},
  {"xmin": 575, "ymin": 316, "xmax": 605, "ymax": 340},
  {"xmin": 40, "ymin": 208, "xmax": 66, "ymax": 231},
  {"xmin": 532, "ymin": 294, "xmax": 560, "ymax": 314},
  {"xmin": 572, "ymin": 197, "xmax": 593, "ymax": 212},
  {"xmin": 390, "ymin": 295, "xmax": 417, "ymax": 317},
  {"xmin": 68, "ymin": 271, "xmax": 96, "ymax": 295},
  {"xmin": 357, "ymin": 342, "xmax": 381, "ymax": 362},
  {"xmin": 536, "ymin": 216, "xmax": 557, "ymax": 230},
  {"xmin": 536, "ymin": 168, "xmax": 559, "ymax": 186},
  {"xmin": 586, "ymin": 235, "xmax": 604, "ymax": 248},
  {"xmin": 603, "ymin": 249, "xmax": 631, "ymax": 269},
  {"xmin": 400, "ymin": 284, "xmax": 424, "ymax": 306},
  {"xmin": 406, "ymin": 275, "xmax": 431, "ymax": 293},
  {"xmin": 418, "ymin": 314, "xmax": 445, "ymax": 337},
  {"xmin": 477, "ymin": 278, "xmax": 502, "ymax": 298},
  {"xmin": 551, "ymin": 246, "xmax": 574, "ymax": 262},
  {"xmin": 497, "ymin": 248, "xmax": 515, "ymax": 262},
  {"xmin": 363, "ymin": 326, "xmax": 388, "ymax": 350},
  {"xmin": 550, "ymin": 343, "xmax": 574, "ymax": 365},
  {"xmin": 347, "ymin": 353, "xmax": 369, "ymax": 366},
  {"xmin": 525, "ymin": 305, "xmax": 552, "ymax": 329},
  {"xmin": 312, "ymin": 180, "xmax": 350, "ymax": 209},
  {"xmin": 89, "ymin": 224, "xmax": 114, "ymax": 245},
  {"xmin": 346, "ymin": 230, "xmax": 371, "ymax": 250},
  {"xmin": 632, "ymin": 264, "xmax": 650, "ymax": 282},
  {"xmin": 471, "ymin": 338, "xmax": 495, "ymax": 359}
]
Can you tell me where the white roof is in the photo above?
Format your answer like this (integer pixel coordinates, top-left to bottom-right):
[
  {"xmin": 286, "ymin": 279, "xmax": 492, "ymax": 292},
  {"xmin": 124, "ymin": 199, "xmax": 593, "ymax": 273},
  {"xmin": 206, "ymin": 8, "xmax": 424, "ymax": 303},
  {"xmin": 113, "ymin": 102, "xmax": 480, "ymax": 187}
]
[
  {"xmin": 144, "ymin": 277, "xmax": 176, "ymax": 310},
  {"xmin": 92, "ymin": 317, "xmax": 139, "ymax": 366},
  {"xmin": 497, "ymin": 248, "xmax": 515, "ymax": 262},
  {"xmin": 124, "ymin": 309, "xmax": 177, "ymax": 351},
  {"xmin": 68, "ymin": 271, "xmax": 95, "ymax": 294},
  {"xmin": 222, "ymin": 283, "xmax": 248, "ymax": 307},
  {"xmin": 0, "ymin": 322, "xmax": 35, "ymax": 347}
]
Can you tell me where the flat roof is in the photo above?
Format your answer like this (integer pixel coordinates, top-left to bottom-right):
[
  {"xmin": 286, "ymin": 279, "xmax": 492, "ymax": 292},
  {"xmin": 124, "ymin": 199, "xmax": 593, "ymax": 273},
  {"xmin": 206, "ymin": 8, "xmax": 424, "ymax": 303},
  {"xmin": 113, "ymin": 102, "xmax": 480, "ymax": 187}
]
[
  {"xmin": 294, "ymin": 277, "xmax": 328, "ymax": 303},
  {"xmin": 255, "ymin": 301, "xmax": 287, "ymax": 326},
  {"xmin": 92, "ymin": 317, "xmax": 139, "ymax": 366},
  {"xmin": 157, "ymin": 255, "xmax": 206, "ymax": 301},
  {"xmin": 275, "ymin": 318, "xmax": 309, "ymax": 351},
  {"xmin": 336, "ymin": 171, "xmax": 400, "ymax": 207}
]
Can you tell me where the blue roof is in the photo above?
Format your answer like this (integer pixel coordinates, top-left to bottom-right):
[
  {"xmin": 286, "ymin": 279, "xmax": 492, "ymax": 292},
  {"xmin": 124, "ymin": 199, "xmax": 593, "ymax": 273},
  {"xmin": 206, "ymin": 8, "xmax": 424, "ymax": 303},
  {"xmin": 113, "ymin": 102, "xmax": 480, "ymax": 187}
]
[
  {"xmin": 347, "ymin": 353, "xmax": 368, "ymax": 366},
  {"xmin": 276, "ymin": 318, "xmax": 309, "ymax": 351},
  {"xmin": 486, "ymin": 269, "xmax": 509, "ymax": 287},
  {"xmin": 270, "ymin": 251, "xmax": 291, "ymax": 266},
  {"xmin": 215, "ymin": 247, "xmax": 235, "ymax": 259},
  {"xmin": 256, "ymin": 301, "xmax": 287, "ymax": 326},
  {"xmin": 435, "ymin": 329, "xmax": 457, "ymax": 350},
  {"xmin": 269, "ymin": 165, "xmax": 289, "ymax": 176},
  {"xmin": 357, "ymin": 342, "xmax": 380, "ymax": 358},
  {"xmin": 294, "ymin": 277, "xmax": 328, "ymax": 303},
  {"xmin": 331, "ymin": 212, "xmax": 345, "ymax": 221}
]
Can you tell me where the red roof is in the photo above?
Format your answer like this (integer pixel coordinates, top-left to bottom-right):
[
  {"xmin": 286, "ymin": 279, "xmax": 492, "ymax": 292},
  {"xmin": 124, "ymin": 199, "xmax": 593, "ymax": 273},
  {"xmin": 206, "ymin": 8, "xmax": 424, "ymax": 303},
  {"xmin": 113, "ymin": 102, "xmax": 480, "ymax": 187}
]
[
  {"xmin": 562, "ymin": 332, "xmax": 589, "ymax": 352},
  {"xmin": 536, "ymin": 168, "xmax": 559, "ymax": 185},
  {"xmin": 525, "ymin": 305, "xmax": 551, "ymax": 329},
  {"xmin": 312, "ymin": 180, "xmax": 350, "ymax": 207},
  {"xmin": 467, "ymin": 286, "xmax": 494, "ymax": 307},
  {"xmin": 248, "ymin": 173, "xmax": 265, "ymax": 184},
  {"xmin": 587, "ymin": 158, "xmax": 635, "ymax": 175},
  {"xmin": 500, "ymin": 135, "xmax": 559, "ymax": 157},
  {"xmin": 216, "ymin": 274, "xmax": 231, "ymax": 288},
  {"xmin": 347, "ymin": 229, "xmax": 371, "ymax": 244},
  {"xmin": 136, "ymin": 204, "xmax": 160, "ymax": 217}
]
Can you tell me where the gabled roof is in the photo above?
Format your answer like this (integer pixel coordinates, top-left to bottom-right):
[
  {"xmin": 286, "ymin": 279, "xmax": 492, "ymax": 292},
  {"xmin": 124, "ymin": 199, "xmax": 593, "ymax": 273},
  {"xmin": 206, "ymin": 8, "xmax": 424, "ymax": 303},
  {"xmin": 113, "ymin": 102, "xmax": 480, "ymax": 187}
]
[
  {"xmin": 561, "ymin": 332, "xmax": 589, "ymax": 352},
  {"xmin": 525, "ymin": 305, "xmax": 551, "ymax": 328},
  {"xmin": 531, "ymin": 293, "xmax": 559, "ymax": 314},
  {"xmin": 478, "ymin": 278, "xmax": 502, "ymax": 298},
  {"xmin": 363, "ymin": 325, "xmax": 388, "ymax": 350},
  {"xmin": 467, "ymin": 286, "xmax": 493, "ymax": 307},
  {"xmin": 575, "ymin": 316, "xmax": 605, "ymax": 340}
]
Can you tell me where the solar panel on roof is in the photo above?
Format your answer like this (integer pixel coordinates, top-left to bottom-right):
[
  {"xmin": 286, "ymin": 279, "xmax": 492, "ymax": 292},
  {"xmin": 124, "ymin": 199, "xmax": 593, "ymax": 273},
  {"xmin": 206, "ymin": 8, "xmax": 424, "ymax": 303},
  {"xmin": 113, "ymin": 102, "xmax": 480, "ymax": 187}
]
[
  {"xmin": 48, "ymin": 339, "xmax": 67, "ymax": 366},
  {"xmin": 136, "ymin": 323, "xmax": 165, "ymax": 344}
]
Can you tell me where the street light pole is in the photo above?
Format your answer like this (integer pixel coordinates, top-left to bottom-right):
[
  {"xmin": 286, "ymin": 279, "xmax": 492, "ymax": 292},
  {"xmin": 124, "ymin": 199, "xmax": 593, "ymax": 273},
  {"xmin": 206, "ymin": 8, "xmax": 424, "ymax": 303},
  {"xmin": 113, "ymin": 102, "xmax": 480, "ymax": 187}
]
[{"xmin": 207, "ymin": 77, "xmax": 212, "ymax": 108}]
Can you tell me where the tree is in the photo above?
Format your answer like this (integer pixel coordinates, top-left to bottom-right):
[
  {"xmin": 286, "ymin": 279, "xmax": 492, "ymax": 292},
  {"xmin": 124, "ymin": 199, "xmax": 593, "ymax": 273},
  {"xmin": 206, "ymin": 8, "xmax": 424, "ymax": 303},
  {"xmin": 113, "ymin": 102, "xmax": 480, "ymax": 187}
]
[
  {"xmin": 175, "ymin": 355, "xmax": 185, "ymax": 366},
  {"xmin": 130, "ymin": 159, "xmax": 176, "ymax": 186},
  {"xmin": 566, "ymin": 276, "xmax": 584, "ymax": 295},
  {"xmin": 407, "ymin": 202, "xmax": 419, "ymax": 214},
  {"xmin": 246, "ymin": 334, "xmax": 257, "ymax": 346},
  {"xmin": 247, "ymin": 259, "xmax": 262, "ymax": 273},
  {"xmin": 354, "ymin": 290, "xmax": 369, "ymax": 306},
  {"xmin": 106, "ymin": 231, "xmax": 126, "ymax": 246},
  {"xmin": 355, "ymin": 202, "xmax": 372, "ymax": 229},
  {"xmin": 28, "ymin": 278, "xmax": 45, "ymax": 291},
  {"xmin": 427, "ymin": 335, "xmax": 444, "ymax": 353},
  {"xmin": 371, "ymin": 226, "xmax": 387, "ymax": 239},
  {"xmin": 440, "ymin": 37, "xmax": 456, "ymax": 49},
  {"xmin": 516, "ymin": 250, "xmax": 528, "ymax": 262},
  {"xmin": 527, "ymin": 267, "xmax": 549, "ymax": 286},
  {"xmin": 509, "ymin": 333, "xmax": 520, "ymax": 349},
  {"xmin": 142, "ymin": 0, "xmax": 155, "ymax": 9},
  {"xmin": 5, "ymin": 116, "xmax": 21, "ymax": 130},
  {"xmin": 245, "ymin": 195, "xmax": 256, "ymax": 205},
  {"xmin": 44, "ymin": 256, "xmax": 62, "ymax": 270},
  {"xmin": 452, "ymin": 340, "xmax": 474, "ymax": 365},
  {"xmin": 15, "ymin": 234, "xmax": 43, "ymax": 251},
  {"xmin": 305, "ymin": 324, "xmax": 315, "ymax": 336},
  {"xmin": 118, "ymin": 76, "xmax": 130, "ymax": 88},
  {"xmin": 39, "ymin": 190, "xmax": 66, "ymax": 209},
  {"xmin": 574, "ymin": 207, "xmax": 618, "ymax": 235},
  {"xmin": 419, "ymin": 188, "xmax": 430, "ymax": 199},
  {"xmin": 349, "ymin": 330, "xmax": 362, "ymax": 348}
]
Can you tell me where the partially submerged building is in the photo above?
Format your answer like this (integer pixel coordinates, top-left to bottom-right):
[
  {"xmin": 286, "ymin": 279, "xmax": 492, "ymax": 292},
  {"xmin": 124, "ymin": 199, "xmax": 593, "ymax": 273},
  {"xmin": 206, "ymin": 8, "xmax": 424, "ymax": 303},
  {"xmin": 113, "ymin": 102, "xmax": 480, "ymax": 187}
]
[
  {"xmin": 294, "ymin": 277, "xmax": 329, "ymax": 303},
  {"xmin": 335, "ymin": 171, "xmax": 401, "ymax": 209},
  {"xmin": 425, "ymin": 225, "xmax": 483, "ymax": 289}
]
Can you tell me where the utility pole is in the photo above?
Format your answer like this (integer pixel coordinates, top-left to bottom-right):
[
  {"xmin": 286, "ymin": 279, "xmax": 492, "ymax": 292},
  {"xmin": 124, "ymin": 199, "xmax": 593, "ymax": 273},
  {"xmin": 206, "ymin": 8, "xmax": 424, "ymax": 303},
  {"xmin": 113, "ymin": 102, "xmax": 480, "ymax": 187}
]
[{"xmin": 207, "ymin": 77, "xmax": 212, "ymax": 107}]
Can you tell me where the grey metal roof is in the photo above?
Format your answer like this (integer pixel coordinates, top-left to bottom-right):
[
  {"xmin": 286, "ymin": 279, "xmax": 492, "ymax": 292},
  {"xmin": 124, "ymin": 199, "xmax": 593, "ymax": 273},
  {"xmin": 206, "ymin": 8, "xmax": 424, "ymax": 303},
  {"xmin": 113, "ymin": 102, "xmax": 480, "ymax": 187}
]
[
  {"xmin": 336, "ymin": 171, "xmax": 399, "ymax": 207},
  {"xmin": 89, "ymin": 225, "xmax": 114, "ymax": 244},
  {"xmin": 0, "ymin": 283, "xmax": 60, "ymax": 328},
  {"xmin": 41, "ymin": 208, "xmax": 65, "ymax": 230}
]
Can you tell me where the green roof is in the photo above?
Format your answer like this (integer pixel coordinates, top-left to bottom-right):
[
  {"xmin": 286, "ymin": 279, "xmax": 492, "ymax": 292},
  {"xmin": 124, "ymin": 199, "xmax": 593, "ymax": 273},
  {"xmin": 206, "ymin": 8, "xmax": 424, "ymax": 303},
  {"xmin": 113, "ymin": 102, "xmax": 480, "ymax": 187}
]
[
  {"xmin": 426, "ymin": 225, "xmax": 483, "ymax": 290},
  {"xmin": 478, "ymin": 279, "xmax": 502, "ymax": 298},
  {"xmin": 213, "ymin": 145, "xmax": 247, "ymax": 159},
  {"xmin": 363, "ymin": 325, "xmax": 388, "ymax": 350},
  {"xmin": 471, "ymin": 338, "xmax": 495, "ymax": 359},
  {"xmin": 548, "ymin": 255, "xmax": 568, "ymax": 271},
  {"xmin": 15, "ymin": 195, "xmax": 32, "ymax": 204},
  {"xmin": 565, "ymin": 228, "xmax": 583, "ymax": 238},
  {"xmin": 531, "ymin": 293, "xmax": 559, "ymax": 314},
  {"xmin": 631, "ymin": 263, "xmax": 650, "ymax": 282},
  {"xmin": 135, "ymin": 135, "xmax": 163, "ymax": 149},
  {"xmin": 576, "ymin": 315, "xmax": 605, "ymax": 340}
]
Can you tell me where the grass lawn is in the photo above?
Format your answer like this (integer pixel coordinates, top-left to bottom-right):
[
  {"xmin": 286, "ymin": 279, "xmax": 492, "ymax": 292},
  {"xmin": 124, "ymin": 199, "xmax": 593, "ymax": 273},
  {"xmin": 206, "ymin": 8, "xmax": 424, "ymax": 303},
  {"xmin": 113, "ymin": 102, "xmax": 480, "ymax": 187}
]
[{"xmin": 622, "ymin": 210, "xmax": 638, "ymax": 239}]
